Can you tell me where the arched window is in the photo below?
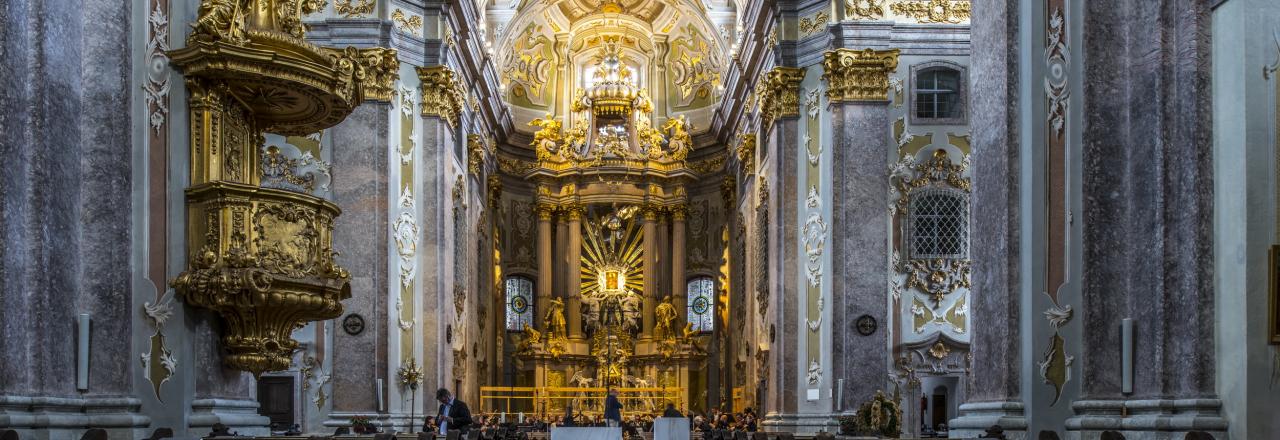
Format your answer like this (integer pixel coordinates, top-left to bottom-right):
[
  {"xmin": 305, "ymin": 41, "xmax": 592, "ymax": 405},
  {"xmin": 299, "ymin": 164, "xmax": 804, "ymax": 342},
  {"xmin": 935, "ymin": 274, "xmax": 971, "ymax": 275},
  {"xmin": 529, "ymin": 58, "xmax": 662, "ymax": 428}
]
[
  {"xmin": 505, "ymin": 276, "xmax": 534, "ymax": 331},
  {"xmin": 908, "ymin": 188, "xmax": 969, "ymax": 259},
  {"xmin": 911, "ymin": 63, "xmax": 966, "ymax": 124},
  {"xmin": 687, "ymin": 277, "xmax": 715, "ymax": 333}
]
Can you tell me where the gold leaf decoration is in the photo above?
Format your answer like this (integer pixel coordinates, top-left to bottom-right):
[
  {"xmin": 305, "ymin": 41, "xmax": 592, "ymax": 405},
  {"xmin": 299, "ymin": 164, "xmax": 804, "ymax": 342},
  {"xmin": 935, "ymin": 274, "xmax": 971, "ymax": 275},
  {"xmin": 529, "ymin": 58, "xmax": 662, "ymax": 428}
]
[
  {"xmin": 392, "ymin": 9, "xmax": 423, "ymax": 37},
  {"xmin": 822, "ymin": 48, "xmax": 900, "ymax": 102},
  {"xmin": 799, "ymin": 11, "xmax": 830, "ymax": 37},
  {"xmin": 890, "ymin": 0, "xmax": 971, "ymax": 24},
  {"xmin": 334, "ymin": 0, "xmax": 375, "ymax": 18},
  {"xmin": 845, "ymin": 0, "xmax": 886, "ymax": 20},
  {"xmin": 668, "ymin": 24, "xmax": 723, "ymax": 105}
]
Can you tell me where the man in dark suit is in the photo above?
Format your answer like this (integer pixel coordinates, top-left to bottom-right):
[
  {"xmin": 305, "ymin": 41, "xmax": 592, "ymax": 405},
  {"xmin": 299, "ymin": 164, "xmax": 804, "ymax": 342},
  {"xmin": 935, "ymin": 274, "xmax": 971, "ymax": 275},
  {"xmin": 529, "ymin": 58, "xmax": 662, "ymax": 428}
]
[
  {"xmin": 603, "ymin": 389, "xmax": 623, "ymax": 427},
  {"xmin": 436, "ymin": 388, "xmax": 474, "ymax": 434},
  {"xmin": 662, "ymin": 403, "xmax": 683, "ymax": 418}
]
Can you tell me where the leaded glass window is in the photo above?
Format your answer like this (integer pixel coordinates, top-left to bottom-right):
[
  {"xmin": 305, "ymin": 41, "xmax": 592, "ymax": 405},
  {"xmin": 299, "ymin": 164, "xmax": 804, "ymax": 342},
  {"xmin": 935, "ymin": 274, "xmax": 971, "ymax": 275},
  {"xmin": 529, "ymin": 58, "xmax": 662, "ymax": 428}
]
[
  {"xmin": 687, "ymin": 277, "xmax": 715, "ymax": 333},
  {"xmin": 908, "ymin": 188, "xmax": 969, "ymax": 259},
  {"xmin": 505, "ymin": 276, "xmax": 534, "ymax": 331}
]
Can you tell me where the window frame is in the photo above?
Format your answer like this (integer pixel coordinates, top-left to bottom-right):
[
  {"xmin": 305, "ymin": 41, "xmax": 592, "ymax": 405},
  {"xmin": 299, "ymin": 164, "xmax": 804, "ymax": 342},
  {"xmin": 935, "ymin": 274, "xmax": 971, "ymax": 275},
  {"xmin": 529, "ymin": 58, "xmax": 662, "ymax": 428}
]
[
  {"xmin": 685, "ymin": 276, "xmax": 716, "ymax": 334},
  {"xmin": 906, "ymin": 186, "xmax": 971, "ymax": 260},
  {"xmin": 504, "ymin": 275, "xmax": 536, "ymax": 332},
  {"xmin": 909, "ymin": 61, "xmax": 968, "ymax": 126}
]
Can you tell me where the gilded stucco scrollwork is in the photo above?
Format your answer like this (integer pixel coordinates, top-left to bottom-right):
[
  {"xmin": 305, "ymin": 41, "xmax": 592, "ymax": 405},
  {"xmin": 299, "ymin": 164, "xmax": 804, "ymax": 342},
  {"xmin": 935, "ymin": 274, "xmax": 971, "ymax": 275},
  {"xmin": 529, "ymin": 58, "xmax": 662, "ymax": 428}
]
[
  {"xmin": 823, "ymin": 48, "xmax": 900, "ymax": 103},
  {"xmin": 845, "ymin": 0, "xmax": 886, "ymax": 20},
  {"xmin": 502, "ymin": 24, "xmax": 556, "ymax": 105},
  {"xmin": 903, "ymin": 259, "xmax": 971, "ymax": 306},
  {"xmin": 799, "ymin": 11, "xmax": 830, "ymax": 37},
  {"xmin": 758, "ymin": 67, "xmax": 805, "ymax": 129},
  {"xmin": 334, "ymin": 0, "xmax": 376, "ymax": 18},
  {"xmin": 890, "ymin": 0, "xmax": 971, "ymax": 24},
  {"xmin": 735, "ymin": 133, "xmax": 757, "ymax": 174},
  {"xmin": 468, "ymin": 134, "xmax": 488, "ymax": 176},
  {"xmin": 418, "ymin": 65, "xmax": 465, "ymax": 127},
  {"xmin": 392, "ymin": 9, "xmax": 423, "ymax": 37},
  {"xmin": 668, "ymin": 24, "xmax": 723, "ymax": 105}
]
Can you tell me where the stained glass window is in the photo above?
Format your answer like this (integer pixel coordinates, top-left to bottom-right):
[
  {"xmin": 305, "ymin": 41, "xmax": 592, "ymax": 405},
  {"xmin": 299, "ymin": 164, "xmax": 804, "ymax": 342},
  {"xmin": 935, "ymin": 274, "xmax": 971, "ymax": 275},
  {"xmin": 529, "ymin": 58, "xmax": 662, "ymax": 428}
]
[
  {"xmin": 687, "ymin": 277, "xmax": 715, "ymax": 333},
  {"xmin": 505, "ymin": 276, "xmax": 534, "ymax": 331}
]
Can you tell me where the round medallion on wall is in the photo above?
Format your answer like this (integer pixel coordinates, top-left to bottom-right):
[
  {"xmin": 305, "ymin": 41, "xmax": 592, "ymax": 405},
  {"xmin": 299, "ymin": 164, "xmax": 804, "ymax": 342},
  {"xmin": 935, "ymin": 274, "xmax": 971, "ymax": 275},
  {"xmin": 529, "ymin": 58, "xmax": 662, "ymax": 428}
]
[
  {"xmin": 342, "ymin": 314, "xmax": 366, "ymax": 336},
  {"xmin": 855, "ymin": 315, "xmax": 877, "ymax": 336}
]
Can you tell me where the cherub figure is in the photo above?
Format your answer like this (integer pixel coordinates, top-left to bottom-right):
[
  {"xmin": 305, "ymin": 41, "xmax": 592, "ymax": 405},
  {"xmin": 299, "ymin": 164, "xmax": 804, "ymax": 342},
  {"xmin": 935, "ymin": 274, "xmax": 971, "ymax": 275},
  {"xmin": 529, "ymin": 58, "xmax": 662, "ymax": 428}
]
[
  {"xmin": 529, "ymin": 114, "xmax": 563, "ymax": 161},
  {"xmin": 663, "ymin": 116, "xmax": 693, "ymax": 161}
]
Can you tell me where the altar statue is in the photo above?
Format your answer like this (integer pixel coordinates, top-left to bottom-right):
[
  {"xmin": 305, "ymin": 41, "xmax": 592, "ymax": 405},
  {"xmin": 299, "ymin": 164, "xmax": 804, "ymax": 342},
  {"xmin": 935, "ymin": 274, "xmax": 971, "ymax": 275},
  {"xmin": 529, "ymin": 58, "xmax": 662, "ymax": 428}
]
[
  {"xmin": 654, "ymin": 299, "xmax": 678, "ymax": 341},
  {"xmin": 545, "ymin": 297, "xmax": 567, "ymax": 341}
]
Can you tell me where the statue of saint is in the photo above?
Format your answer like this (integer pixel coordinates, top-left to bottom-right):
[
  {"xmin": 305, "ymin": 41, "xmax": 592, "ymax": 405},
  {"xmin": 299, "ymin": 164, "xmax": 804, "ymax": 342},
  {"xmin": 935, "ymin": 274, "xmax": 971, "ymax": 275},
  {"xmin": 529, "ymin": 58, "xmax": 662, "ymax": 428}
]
[
  {"xmin": 654, "ymin": 299, "xmax": 678, "ymax": 341},
  {"xmin": 545, "ymin": 297, "xmax": 568, "ymax": 341}
]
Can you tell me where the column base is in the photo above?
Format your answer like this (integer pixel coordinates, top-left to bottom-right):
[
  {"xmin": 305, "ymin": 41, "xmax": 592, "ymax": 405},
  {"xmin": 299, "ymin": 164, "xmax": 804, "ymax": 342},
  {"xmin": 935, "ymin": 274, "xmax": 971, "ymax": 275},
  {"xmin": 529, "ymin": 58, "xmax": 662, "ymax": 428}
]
[
  {"xmin": 1063, "ymin": 399, "xmax": 1226, "ymax": 440},
  {"xmin": 949, "ymin": 401, "xmax": 1028, "ymax": 439},
  {"xmin": 0, "ymin": 396, "xmax": 151, "ymax": 440},
  {"xmin": 189, "ymin": 398, "xmax": 270, "ymax": 437},
  {"xmin": 759, "ymin": 412, "xmax": 840, "ymax": 435}
]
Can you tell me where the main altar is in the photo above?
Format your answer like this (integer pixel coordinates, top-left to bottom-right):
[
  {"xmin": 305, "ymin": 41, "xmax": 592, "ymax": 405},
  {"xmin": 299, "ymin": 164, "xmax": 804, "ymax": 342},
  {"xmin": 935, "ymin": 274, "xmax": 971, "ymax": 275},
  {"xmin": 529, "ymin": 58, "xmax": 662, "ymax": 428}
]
[{"xmin": 482, "ymin": 40, "xmax": 706, "ymax": 417}]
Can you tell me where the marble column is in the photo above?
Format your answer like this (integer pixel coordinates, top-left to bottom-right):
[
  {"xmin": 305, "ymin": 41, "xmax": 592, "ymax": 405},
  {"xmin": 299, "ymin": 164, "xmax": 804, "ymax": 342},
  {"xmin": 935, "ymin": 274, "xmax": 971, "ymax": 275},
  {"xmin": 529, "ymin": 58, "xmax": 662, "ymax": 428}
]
[
  {"xmin": 949, "ymin": 0, "xmax": 1027, "ymax": 436},
  {"xmin": 658, "ymin": 212, "xmax": 670, "ymax": 299},
  {"xmin": 556, "ymin": 210, "xmax": 569, "ymax": 300},
  {"xmin": 825, "ymin": 50, "xmax": 895, "ymax": 416},
  {"xmin": 1065, "ymin": 0, "xmax": 1225, "ymax": 437},
  {"xmin": 328, "ymin": 103, "xmax": 392, "ymax": 421},
  {"xmin": 566, "ymin": 206, "xmax": 584, "ymax": 339},
  {"xmin": 671, "ymin": 205, "xmax": 689, "ymax": 327},
  {"xmin": 0, "ymin": 0, "xmax": 151, "ymax": 435},
  {"xmin": 537, "ymin": 204, "xmax": 554, "ymax": 331},
  {"xmin": 642, "ymin": 207, "xmax": 658, "ymax": 338}
]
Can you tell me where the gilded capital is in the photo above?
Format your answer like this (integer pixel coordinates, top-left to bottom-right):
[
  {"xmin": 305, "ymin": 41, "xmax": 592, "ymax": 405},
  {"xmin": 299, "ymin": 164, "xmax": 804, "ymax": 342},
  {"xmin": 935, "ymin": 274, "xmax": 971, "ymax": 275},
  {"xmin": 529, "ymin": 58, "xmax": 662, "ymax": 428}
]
[
  {"xmin": 417, "ymin": 65, "xmax": 465, "ymax": 127},
  {"xmin": 721, "ymin": 175, "xmax": 737, "ymax": 209},
  {"xmin": 467, "ymin": 134, "xmax": 487, "ymax": 176},
  {"xmin": 670, "ymin": 204, "xmax": 689, "ymax": 221},
  {"xmin": 565, "ymin": 204, "xmax": 584, "ymax": 221},
  {"xmin": 537, "ymin": 204, "xmax": 556, "ymax": 221},
  {"xmin": 758, "ymin": 67, "xmax": 806, "ymax": 128},
  {"xmin": 642, "ymin": 205, "xmax": 660, "ymax": 221},
  {"xmin": 735, "ymin": 133, "xmax": 757, "ymax": 174},
  {"xmin": 822, "ymin": 48, "xmax": 900, "ymax": 103},
  {"xmin": 353, "ymin": 47, "xmax": 400, "ymax": 102}
]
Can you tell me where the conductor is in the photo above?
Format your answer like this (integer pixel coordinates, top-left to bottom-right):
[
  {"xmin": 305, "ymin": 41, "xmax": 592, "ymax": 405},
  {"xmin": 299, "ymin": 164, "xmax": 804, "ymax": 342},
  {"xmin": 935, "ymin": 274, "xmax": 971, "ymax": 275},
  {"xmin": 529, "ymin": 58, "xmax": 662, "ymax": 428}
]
[
  {"xmin": 435, "ymin": 388, "xmax": 474, "ymax": 434},
  {"xmin": 603, "ymin": 388, "xmax": 623, "ymax": 427}
]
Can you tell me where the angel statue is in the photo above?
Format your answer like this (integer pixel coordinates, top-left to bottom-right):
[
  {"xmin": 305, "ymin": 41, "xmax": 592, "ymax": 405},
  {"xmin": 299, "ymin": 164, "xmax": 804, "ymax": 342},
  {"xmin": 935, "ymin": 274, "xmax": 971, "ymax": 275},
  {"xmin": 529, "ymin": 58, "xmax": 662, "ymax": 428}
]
[
  {"xmin": 663, "ymin": 116, "xmax": 693, "ymax": 162},
  {"xmin": 516, "ymin": 324, "xmax": 543, "ymax": 357},
  {"xmin": 654, "ymin": 299, "xmax": 678, "ymax": 341},
  {"xmin": 545, "ymin": 297, "xmax": 568, "ymax": 341},
  {"xmin": 529, "ymin": 114, "xmax": 563, "ymax": 161}
]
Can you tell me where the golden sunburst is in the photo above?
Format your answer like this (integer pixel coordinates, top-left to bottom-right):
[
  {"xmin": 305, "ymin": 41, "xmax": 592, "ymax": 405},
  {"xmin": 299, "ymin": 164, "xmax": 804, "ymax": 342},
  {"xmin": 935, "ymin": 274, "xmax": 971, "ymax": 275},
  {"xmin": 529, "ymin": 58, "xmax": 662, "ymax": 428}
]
[{"xmin": 581, "ymin": 210, "xmax": 644, "ymax": 295}]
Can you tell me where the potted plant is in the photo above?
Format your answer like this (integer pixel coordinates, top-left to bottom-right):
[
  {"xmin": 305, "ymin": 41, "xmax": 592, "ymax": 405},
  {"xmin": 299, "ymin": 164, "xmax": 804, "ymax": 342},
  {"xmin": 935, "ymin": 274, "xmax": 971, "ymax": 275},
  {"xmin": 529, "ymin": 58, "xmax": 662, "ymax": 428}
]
[{"xmin": 350, "ymin": 416, "xmax": 375, "ymax": 434}]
